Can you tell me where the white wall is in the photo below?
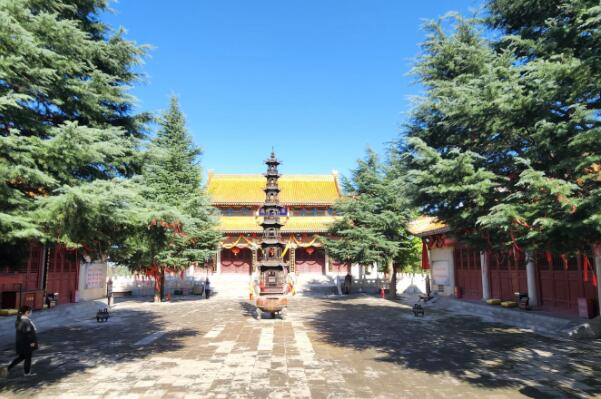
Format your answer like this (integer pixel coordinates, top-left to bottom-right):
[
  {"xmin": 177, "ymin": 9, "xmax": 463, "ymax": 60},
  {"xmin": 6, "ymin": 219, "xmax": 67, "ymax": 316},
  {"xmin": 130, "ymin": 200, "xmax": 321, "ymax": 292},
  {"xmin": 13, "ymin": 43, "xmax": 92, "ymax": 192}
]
[
  {"xmin": 343, "ymin": 272, "xmax": 428, "ymax": 295},
  {"xmin": 111, "ymin": 266, "xmax": 209, "ymax": 297},
  {"xmin": 429, "ymin": 247, "xmax": 455, "ymax": 296},
  {"xmin": 78, "ymin": 261, "xmax": 108, "ymax": 301}
]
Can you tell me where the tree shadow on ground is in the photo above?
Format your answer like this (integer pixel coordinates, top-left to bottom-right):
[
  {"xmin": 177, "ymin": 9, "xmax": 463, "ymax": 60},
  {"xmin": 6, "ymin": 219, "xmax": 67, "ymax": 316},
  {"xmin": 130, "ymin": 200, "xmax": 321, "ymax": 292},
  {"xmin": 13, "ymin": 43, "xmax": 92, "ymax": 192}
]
[
  {"xmin": 308, "ymin": 299, "xmax": 601, "ymax": 398},
  {"xmin": 239, "ymin": 301, "xmax": 258, "ymax": 319},
  {"xmin": 0, "ymin": 307, "xmax": 197, "ymax": 394}
]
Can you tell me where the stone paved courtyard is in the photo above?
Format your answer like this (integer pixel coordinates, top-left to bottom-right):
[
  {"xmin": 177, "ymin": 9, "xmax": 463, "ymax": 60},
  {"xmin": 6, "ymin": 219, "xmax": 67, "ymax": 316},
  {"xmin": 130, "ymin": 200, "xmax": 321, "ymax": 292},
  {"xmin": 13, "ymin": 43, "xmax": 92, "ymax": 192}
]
[{"xmin": 1, "ymin": 294, "xmax": 600, "ymax": 398}]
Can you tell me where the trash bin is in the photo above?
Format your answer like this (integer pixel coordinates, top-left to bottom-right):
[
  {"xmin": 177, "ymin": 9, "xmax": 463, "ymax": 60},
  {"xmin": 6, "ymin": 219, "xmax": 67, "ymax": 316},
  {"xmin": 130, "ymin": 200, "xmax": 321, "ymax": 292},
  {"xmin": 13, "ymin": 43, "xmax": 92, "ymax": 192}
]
[
  {"xmin": 514, "ymin": 292, "xmax": 529, "ymax": 310},
  {"xmin": 578, "ymin": 297, "xmax": 594, "ymax": 319},
  {"xmin": 46, "ymin": 292, "xmax": 59, "ymax": 308},
  {"xmin": 192, "ymin": 284, "xmax": 204, "ymax": 296},
  {"xmin": 454, "ymin": 286, "xmax": 462, "ymax": 299}
]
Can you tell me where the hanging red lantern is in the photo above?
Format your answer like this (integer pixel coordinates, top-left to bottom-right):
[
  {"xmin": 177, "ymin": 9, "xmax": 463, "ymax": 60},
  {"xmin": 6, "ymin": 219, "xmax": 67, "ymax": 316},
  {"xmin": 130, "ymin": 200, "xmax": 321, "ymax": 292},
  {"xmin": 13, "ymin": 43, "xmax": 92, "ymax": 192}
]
[
  {"xmin": 232, "ymin": 247, "xmax": 241, "ymax": 256},
  {"xmin": 305, "ymin": 247, "xmax": 315, "ymax": 255}
]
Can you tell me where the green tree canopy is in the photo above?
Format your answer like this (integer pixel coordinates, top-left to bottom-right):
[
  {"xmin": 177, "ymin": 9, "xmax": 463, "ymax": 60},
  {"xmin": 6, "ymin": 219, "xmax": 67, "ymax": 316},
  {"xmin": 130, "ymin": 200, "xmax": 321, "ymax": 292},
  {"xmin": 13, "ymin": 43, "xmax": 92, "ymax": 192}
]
[
  {"xmin": 400, "ymin": 1, "xmax": 601, "ymax": 254},
  {"xmin": 0, "ymin": 0, "xmax": 148, "ymax": 244},
  {"xmin": 323, "ymin": 149, "xmax": 420, "ymax": 297},
  {"xmin": 112, "ymin": 97, "xmax": 221, "ymax": 301}
]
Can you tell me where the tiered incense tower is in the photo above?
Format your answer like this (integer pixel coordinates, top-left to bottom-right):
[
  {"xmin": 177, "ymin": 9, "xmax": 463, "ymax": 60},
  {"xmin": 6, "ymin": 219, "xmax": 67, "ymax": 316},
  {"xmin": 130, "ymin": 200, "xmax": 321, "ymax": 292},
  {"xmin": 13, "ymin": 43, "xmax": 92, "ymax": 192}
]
[{"xmin": 259, "ymin": 150, "xmax": 287, "ymax": 270}]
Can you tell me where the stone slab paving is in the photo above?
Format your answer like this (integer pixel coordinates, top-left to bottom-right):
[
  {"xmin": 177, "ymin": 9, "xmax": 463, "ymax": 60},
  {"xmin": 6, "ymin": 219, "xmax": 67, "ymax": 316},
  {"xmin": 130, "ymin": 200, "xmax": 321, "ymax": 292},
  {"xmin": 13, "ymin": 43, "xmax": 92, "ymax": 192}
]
[{"xmin": 0, "ymin": 295, "xmax": 600, "ymax": 398}]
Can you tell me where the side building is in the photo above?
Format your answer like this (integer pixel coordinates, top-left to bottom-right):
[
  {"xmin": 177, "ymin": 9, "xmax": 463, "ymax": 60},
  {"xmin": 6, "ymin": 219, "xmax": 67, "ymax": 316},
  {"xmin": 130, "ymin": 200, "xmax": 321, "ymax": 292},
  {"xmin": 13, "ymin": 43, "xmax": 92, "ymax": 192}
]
[
  {"xmin": 207, "ymin": 171, "xmax": 347, "ymax": 275},
  {"xmin": 0, "ymin": 243, "xmax": 80, "ymax": 310},
  {"xmin": 0, "ymin": 242, "xmax": 108, "ymax": 311},
  {"xmin": 409, "ymin": 216, "xmax": 601, "ymax": 318}
]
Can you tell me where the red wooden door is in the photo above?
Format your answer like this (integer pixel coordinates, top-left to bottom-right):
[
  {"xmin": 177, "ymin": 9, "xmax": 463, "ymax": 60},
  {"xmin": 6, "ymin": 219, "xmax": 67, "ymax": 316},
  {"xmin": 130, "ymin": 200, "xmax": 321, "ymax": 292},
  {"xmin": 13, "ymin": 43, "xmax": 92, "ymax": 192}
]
[
  {"xmin": 295, "ymin": 248, "xmax": 325, "ymax": 274},
  {"xmin": 46, "ymin": 245, "xmax": 78, "ymax": 304},
  {"xmin": 220, "ymin": 248, "xmax": 252, "ymax": 274},
  {"xmin": 537, "ymin": 252, "xmax": 599, "ymax": 315},
  {"xmin": 489, "ymin": 251, "xmax": 528, "ymax": 300},
  {"xmin": 454, "ymin": 247, "xmax": 483, "ymax": 300}
]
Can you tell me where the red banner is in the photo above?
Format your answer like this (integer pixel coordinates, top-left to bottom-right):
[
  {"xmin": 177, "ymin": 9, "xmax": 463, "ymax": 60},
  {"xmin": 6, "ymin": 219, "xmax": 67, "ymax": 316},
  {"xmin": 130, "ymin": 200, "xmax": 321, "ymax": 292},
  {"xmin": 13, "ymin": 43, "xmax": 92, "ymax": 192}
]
[{"xmin": 421, "ymin": 240, "xmax": 430, "ymax": 270}]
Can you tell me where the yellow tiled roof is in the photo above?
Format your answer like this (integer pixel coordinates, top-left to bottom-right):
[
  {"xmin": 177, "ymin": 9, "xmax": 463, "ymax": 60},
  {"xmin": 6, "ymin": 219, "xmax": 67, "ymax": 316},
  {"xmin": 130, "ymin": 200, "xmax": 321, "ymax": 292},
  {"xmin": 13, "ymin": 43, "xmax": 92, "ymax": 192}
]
[
  {"xmin": 282, "ymin": 216, "xmax": 338, "ymax": 233},
  {"xmin": 218, "ymin": 216, "xmax": 338, "ymax": 233},
  {"xmin": 218, "ymin": 217, "xmax": 261, "ymax": 233},
  {"xmin": 207, "ymin": 174, "xmax": 341, "ymax": 205},
  {"xmin": 407, "ymin": 216, "xmax": 449, "ymax": 237}
]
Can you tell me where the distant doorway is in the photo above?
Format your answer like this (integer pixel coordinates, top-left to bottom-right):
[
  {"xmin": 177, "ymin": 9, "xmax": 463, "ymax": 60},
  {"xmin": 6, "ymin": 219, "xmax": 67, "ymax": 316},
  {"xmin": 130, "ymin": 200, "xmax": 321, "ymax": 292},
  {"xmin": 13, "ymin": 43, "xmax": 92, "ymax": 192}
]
[
  {"xmin": 221, "ymin": 248, "xmax": 252, "ymax": 275},
  {"xmin": 295, "ymin": 248, "xmax": 325, "ymax": 274}
]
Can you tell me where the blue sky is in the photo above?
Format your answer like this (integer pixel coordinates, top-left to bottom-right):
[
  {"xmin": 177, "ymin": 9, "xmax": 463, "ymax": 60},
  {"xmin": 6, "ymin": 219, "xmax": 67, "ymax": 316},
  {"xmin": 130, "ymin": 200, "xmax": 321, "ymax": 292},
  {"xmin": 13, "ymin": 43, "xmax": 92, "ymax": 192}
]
[{"xmin": 104, "ymin": 0, "xmax": 479, "ymax": 177}]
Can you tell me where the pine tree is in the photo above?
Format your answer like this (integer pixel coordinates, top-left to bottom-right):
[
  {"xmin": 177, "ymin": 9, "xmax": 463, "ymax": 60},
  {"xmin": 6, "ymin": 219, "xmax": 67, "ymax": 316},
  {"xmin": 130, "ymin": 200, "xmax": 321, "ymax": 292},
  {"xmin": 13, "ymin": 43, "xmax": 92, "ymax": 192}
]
[
  {"xmin": 401, "ymin": 2, "xmax": 601, "ymax": 254},
  {"xmin": 113, "ymin": 97, "xmax": 221, "ymax": 302},
  {"xmin": 322, "ymin": 149, "xmax": 420, "ymax": 298},
  {"xmin": 481, "ymin": 0, "xmax": 601, "ymax": 253},
  {"xmin": 37, "ymin": 179, "xmax": 144, "ymax": 258},
  {"xmin": 0, "ymin": 0, "xmax": 148, "ymax": 248},
  {"xmin": 142, "ymin": 97, "xmax": 203, "ymax": 209}
]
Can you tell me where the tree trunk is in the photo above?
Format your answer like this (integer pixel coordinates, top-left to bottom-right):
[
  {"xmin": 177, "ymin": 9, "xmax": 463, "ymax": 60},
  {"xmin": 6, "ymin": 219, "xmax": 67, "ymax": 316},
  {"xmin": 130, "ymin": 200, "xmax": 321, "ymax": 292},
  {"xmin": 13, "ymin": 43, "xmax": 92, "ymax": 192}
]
[
  {"xmin": 160, "ymin": 267, "xmax": 166, "ymax": 301},
  {"xmin": 153, "ymin": 265, "xmax": 161, "ymax": 303},
  {"xmin": 388, "ymin": 259, "xmax": 397, "ymax": 299}
]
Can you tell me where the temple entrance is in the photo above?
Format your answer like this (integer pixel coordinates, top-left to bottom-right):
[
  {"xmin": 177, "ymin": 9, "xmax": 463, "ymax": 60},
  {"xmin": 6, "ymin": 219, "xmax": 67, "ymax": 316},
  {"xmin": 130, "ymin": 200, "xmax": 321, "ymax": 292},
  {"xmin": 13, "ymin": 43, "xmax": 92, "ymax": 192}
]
[
  {"xmin": 46, "ymin": 245, "xmax": 79, "ymax": 305},
  {"xmin": 295, "ymin": 248, "xmax": 325, "ymax": 274},
  {"xmin": 489, "ymin": 251, "xmax": 528, "ymax": 301},
  {"xmin": 453, "ymin": 247, "xmax": 483, "ymax": 300},
  {"xmin": 221, "ymin": 248, "xmax": 252, "ymax": 274}
]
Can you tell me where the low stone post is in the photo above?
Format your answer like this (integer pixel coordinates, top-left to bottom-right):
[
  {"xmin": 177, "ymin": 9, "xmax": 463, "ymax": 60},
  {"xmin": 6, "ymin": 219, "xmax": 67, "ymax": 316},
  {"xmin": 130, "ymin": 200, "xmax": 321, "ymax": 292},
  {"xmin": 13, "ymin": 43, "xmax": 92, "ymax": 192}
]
[
  {"xmin": 526, "ymin": 251, "xmax": 539, "ymax": 307},
  {"xmin": 480, "ymin": 251, "xmax": 491, "ymax": 300},
  {"xmin": 251, "ymin": 247, "xmax": 258, "ymax": 273},
  {"xmin": 215, "ymin": 244, "xmax": 222, "ymax": 274},
  {"xmin": 289, "ymin": 246, "xmax": 296, "ymax": 273}
]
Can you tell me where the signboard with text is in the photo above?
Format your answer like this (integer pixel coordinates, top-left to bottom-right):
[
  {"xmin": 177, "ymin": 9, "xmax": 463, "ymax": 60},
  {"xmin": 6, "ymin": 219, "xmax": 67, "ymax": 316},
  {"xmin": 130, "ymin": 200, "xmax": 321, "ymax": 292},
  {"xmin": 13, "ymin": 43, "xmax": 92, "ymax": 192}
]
[
  {"xmin": 85, "ymin": 264, "xmax": 106, "ymax": 289},
  {"xmin": 432, "ymin": 261, "xmax": 450, "ymax": 285}
]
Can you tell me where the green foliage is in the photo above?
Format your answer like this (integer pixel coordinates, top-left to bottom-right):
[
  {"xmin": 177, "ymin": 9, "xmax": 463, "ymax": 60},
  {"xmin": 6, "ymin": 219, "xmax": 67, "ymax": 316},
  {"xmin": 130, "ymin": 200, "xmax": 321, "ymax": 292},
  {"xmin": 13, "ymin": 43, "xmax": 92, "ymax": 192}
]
[
  {"xmin": 37, "ymin": 179, "xmax": 143, "ymax": 257},
  {"xmin": 0, "ymin": 1, "xmax": 219, "ymax": 296},
  {"xmin": 322, "ymin": 149, "xmax": 419, "ymax": 271},
  {"xmin": 400, "ymin": 2, "xmax": 601, "ymax": 253},
  {"xmin": 0, "ymin": 0, "xmax": 148, "ymax": 244},
  {"xmin": 111, "ymin": 97, "xmax": 221, "ymax": 281},
  {"xmin": 142, "ymin": 97, "xmax": 203, "ymax": 210}
]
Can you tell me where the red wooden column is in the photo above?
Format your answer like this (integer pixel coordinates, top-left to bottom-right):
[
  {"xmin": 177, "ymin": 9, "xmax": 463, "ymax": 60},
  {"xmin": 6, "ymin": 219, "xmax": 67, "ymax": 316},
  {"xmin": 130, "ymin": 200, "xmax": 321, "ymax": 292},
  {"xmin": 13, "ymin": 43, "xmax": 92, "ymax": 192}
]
[{"xmin": 595, "ymin": 249, "xmax": 601, "ymax": 315}]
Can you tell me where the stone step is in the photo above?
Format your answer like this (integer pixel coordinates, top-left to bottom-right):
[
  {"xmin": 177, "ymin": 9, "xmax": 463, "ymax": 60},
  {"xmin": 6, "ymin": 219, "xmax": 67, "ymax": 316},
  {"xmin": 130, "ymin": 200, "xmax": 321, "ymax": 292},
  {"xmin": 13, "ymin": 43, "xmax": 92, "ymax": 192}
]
[
  {"xmin": 207, "ymin": 272, "xmax": 341, "ymax": 298},
  {"xmin": 209, "ymin": 274, "xmax": 253, "ymax": 299},
  {"xmin": 294, "ymin": 274, "xmax": 336, "ymax": 297}
]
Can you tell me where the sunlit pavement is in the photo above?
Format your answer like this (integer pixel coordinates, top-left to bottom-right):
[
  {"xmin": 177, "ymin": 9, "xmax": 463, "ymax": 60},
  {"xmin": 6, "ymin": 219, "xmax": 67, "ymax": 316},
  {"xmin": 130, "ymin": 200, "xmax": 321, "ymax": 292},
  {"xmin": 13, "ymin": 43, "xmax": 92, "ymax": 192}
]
[{"xmin": 1, "ymin": 294, "xmax": 600, "ymax": 398}]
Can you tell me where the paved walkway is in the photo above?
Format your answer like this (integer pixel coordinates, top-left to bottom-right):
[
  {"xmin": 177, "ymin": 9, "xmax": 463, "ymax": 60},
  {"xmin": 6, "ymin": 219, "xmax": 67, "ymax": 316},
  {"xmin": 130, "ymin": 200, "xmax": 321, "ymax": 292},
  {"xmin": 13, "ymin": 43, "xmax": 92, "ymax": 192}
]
[{"xmin": 0, "ymin": 295, "xmax": 600, "ymax": 398}]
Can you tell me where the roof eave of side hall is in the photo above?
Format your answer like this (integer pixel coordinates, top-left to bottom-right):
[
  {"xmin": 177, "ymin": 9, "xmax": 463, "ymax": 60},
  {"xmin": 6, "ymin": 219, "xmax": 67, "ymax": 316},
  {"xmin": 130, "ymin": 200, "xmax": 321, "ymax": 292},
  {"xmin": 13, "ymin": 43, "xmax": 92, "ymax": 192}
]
[
  {"xmin": 413, "ymin": 226, "xmax": 451, "ymax": 238},
  {"xmin": 406, "ymin": 216, "xmax": 451, "ymax": 237}
]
